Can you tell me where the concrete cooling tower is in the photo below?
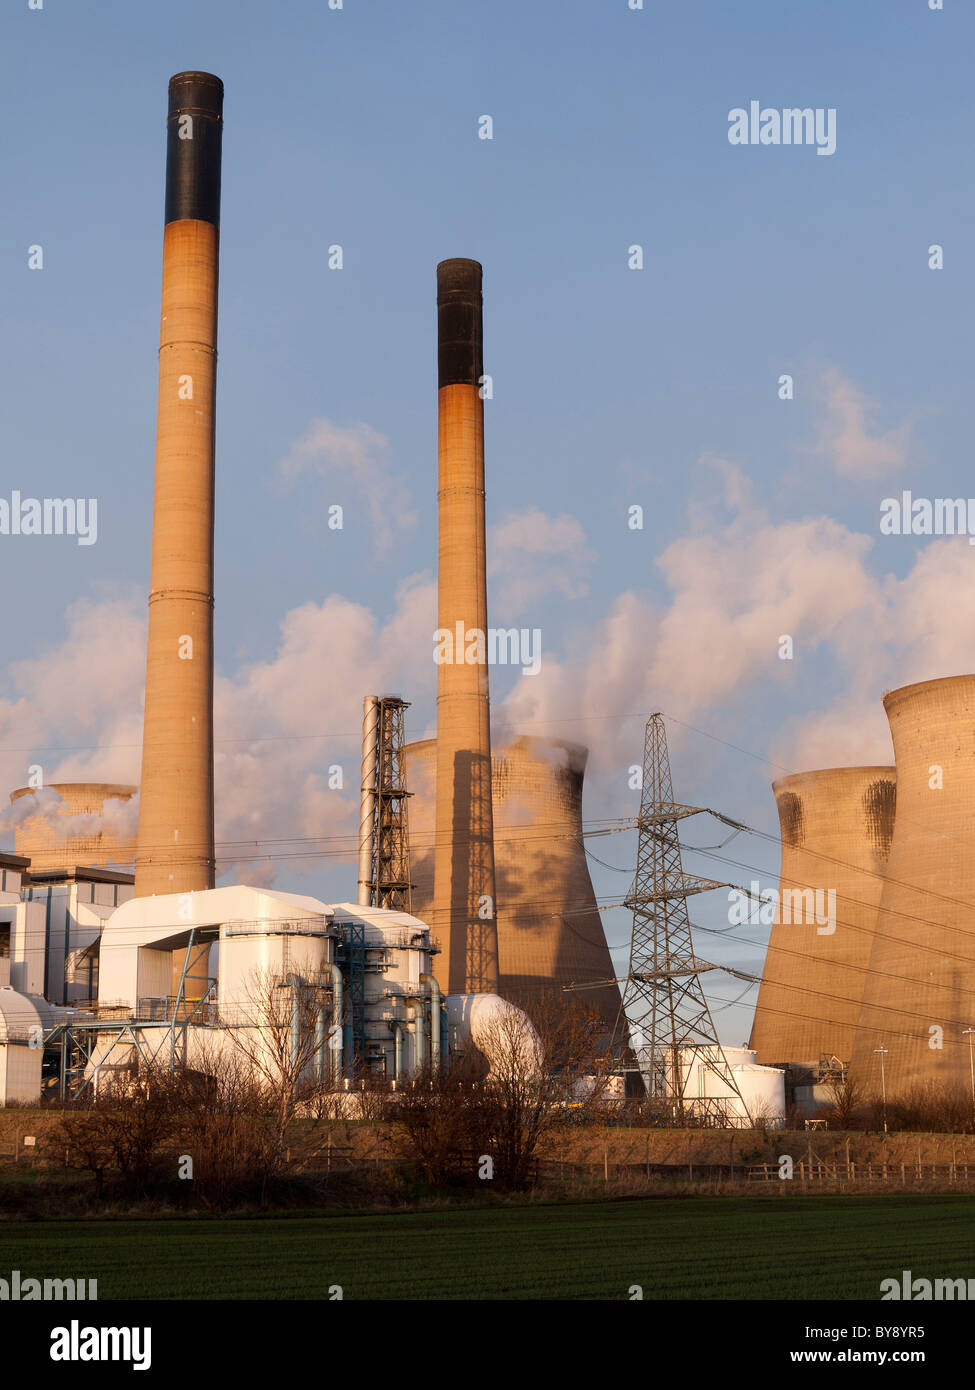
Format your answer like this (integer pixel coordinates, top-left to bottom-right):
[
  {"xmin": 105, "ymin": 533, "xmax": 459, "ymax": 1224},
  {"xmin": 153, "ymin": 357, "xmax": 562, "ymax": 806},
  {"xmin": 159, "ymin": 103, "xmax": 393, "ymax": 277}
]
[
  {"xmin": 749, "ymin": 767, "xmax": 895, "ymax": 1069},
  {"xmin": 405, "ymin": 736, "xmax": 622, "ymax": 1035},
  {"xmin": 11, "ymin": 784, "xmax": 137, "ymax": 873},
  {"xmin": 851, "ymin": 676, "xmax": 975, "ymax": 1097}
]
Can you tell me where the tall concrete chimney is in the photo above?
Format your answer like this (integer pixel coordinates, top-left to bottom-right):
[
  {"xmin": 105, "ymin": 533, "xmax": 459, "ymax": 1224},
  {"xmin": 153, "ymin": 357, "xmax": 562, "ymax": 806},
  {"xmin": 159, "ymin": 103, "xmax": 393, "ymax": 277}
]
[
  {"xmin": 135, "ymin": 73, "xmax": 223, "ymax": 993},
  {"xmin": 432, "ymin": 259, "xmax": 499, "ymax": 994}
]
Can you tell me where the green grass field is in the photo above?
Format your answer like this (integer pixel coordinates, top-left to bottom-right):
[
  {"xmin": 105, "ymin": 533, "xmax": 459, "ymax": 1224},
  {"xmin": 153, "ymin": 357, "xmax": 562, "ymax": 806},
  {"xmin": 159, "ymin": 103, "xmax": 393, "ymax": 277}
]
[{"xmin": 1, "ymin": 1195, "xmax": 973, "ymax": 1300}]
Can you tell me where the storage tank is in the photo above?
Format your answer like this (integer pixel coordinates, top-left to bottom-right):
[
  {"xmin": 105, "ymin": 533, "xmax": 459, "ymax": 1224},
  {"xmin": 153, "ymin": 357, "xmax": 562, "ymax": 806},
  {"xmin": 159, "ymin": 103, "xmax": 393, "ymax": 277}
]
[
  {"xmin": 851, "ymin": 676, "xmax": 975, "ymax": 1096},
  {"xmin": 749, "ymin": 767, "xmax": 895, "ymax": 1068},
  {"xmin": 446, "ymin": 992, "xmax": 543, "ymax": 1076},
  {"xmin": 217, "ymin": 922, "xmax": 332, "ymax": 1013},
  {"xmin": 404, "ymin": 735, "xmax": 622, "ymax": 1037},
  {"xmin": 11, "ymin": 784, "xmax": 136, "ymax": 872},
  {"xmin": 674, "ymin": 1044, "xmax": 785, "ymax": 1127}
]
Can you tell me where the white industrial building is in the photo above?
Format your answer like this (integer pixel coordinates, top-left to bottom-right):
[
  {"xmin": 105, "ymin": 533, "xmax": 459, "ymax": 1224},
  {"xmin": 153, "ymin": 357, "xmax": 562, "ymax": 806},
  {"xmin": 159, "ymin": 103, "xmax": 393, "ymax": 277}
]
[
  {"xmin": 0, "ymin": 869, "xmax": 538, "ymax": 1104},
  {"xmin": 666, "ymin": 1044, "xmax": 786, "ymax": 1128}
]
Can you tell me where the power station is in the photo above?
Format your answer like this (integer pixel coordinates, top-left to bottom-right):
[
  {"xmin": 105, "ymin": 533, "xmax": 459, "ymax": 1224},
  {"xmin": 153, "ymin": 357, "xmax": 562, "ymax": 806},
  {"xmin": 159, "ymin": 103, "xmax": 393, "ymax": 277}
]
[{"xmin": 2, "ymin": 71, "xmax": 974, "ymax": 1122}]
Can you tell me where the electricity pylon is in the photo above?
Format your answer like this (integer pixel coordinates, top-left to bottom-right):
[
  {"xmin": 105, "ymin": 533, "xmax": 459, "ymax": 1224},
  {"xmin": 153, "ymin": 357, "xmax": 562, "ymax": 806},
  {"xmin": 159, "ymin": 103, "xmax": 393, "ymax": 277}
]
[{"xmin": 616, "ymin": 713, "xmax": 752, "ymax": 1126}]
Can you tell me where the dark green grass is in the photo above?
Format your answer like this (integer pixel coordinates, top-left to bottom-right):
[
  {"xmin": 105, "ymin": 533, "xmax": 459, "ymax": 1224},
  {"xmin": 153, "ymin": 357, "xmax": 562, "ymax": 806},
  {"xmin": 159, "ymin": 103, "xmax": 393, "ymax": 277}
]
[{"xmin": 0, "ymin": 1195, "xmax": 972, "ymax": 1300}]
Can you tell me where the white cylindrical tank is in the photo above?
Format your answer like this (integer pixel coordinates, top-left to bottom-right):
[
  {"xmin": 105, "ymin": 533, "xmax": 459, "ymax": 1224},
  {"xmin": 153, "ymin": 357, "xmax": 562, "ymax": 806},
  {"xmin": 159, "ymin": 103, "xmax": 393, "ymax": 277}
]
[
  {"xmin": 217, "ymin": 923, "xmax": 331, "ymax": 1012},
  {"xmin": 447, "ymin": 992, "xmax": 543, "ymax": 1076},
  {"xmin": 675, "ymin": 1044, "xmax": 785, "ymax": 1126}
]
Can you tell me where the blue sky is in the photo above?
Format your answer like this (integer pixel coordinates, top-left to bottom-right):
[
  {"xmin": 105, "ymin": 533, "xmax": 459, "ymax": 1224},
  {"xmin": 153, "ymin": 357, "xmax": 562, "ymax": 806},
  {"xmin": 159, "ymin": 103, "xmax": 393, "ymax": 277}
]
[{"xmin": 1, "ymin": 0, "xmax": 971, "ymax": 1041}]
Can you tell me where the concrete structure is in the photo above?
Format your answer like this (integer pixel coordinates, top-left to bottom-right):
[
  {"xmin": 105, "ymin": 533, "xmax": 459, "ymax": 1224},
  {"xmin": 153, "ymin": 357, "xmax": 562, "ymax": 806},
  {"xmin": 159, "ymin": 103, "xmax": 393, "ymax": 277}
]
[
  {"xmin": 852, "ymin": 676, "xmax": 975, "ymax": 1096},
  {"xmin": 12, "ymin": 783, "xmax": 136, "ymax": 873},
  {"xmin": 405, "ymin": 735, "xmax": 622, "ymax": 1035},
  {"xmin": 432, "ymin": 259, "xmax": 499, "ymax": 996},
  {"xmin": 135, "ymin": 71, "xmax": 223, "ymax": 911},
  {"xmin": 750, "ymin": 767, "xmax": 896, "ymax": 1069}
]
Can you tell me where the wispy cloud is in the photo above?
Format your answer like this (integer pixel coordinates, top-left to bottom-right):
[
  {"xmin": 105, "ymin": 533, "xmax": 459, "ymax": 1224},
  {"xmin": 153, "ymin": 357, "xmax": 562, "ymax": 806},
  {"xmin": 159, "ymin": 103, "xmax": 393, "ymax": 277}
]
[
  {"xmin": 813, "ymin": 367, "xmax": 915, "ymax": 480},
  {"xmin": 488, "ymin": 507, "xmax": 594, "ymax": 616},
  {"xmin": 275, "ymin": 417, "xmax": 418, "ymax": 552}
]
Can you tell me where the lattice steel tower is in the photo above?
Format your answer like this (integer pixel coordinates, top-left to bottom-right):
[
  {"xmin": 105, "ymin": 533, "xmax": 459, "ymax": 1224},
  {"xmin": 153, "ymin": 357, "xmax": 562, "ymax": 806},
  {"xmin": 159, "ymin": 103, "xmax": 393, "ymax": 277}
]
[
  {"xmin": 372, "ymin": 697, "xmax": 414, "ymax": 913},
  {"xmin": 617, "ymin": 713, "xmax": 751, "ymax": 1125}
]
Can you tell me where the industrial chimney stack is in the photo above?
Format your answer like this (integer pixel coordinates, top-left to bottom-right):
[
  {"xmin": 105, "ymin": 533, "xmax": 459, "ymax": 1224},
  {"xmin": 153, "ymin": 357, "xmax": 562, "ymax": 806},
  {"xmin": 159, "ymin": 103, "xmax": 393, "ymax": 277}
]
[
  {"xmin": 135, "ymin": 74, "xmax": 223, "ymax": 985},
  {"xmin": 432, "ymin": 259, "xmax": 499, "ymax": 994}
]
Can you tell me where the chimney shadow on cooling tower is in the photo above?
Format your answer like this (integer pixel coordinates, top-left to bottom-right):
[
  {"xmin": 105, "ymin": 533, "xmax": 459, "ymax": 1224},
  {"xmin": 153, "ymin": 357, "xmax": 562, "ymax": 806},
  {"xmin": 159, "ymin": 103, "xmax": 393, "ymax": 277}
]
[
  {"xmin": 449, "ymin": 749, "xmax": 499, "ymax": 994},
  {"xmin": 491, "ymin": 743, "xmax": 624, "ymax": 1043},
  {"xmin": 494, "ymin": 820, "xmax": 623, "ymax": 1041}
]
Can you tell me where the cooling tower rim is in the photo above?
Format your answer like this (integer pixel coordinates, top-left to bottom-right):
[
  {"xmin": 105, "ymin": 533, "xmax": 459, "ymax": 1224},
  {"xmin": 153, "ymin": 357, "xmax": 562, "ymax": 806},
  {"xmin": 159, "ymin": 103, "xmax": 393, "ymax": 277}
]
[
  {"xmin": 772, "ymin": 766, "xmax": 895, "ymax": 796},
  {"xmin": 882, "ymin": 673, "xmax": 975, "ymax": 713},
  {"xmin": 10, "ymin": 783, "xmax": 138, "ymax": 804}
]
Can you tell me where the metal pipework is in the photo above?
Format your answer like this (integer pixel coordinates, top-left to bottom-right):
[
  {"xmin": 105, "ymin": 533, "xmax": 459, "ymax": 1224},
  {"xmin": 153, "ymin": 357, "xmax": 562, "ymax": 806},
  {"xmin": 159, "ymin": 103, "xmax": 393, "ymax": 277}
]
[
  {"xmin": 287, "ymin": 972, "xmax": 301, "ymax": 1072},
  {"xmin": 431, "ymin": 259, "xmax": 499, "ymax": 995},
  {"xmin": 357, "ymin": 695, "xmax": 380, "ymax": 907},
  {"xmin": 410, "ymin": 999, "xmax": 424, "ymax": 1075},
  {"xmin": 390, "ymin": 1018, "xmax": 405, "ymax": 1081},
  {"xmin": 314, "ymin": 1006, "xmax": 326, "ymax": 1084},
  {"xmin": 329, "ymin": 961, "xmax": 343, "ymax": 1084},
  {"xmin": 421, "ymin": 972, "xmax": 441, "ymax": 1074},
  {"xmin": 135, "ymin": 72, "xmax": 223, "ymax": 995}
]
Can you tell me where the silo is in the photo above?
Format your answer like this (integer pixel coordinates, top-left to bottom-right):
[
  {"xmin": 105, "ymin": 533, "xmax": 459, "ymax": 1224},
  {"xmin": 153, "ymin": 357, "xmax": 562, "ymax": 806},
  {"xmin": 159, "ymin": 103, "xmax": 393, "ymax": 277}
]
[
  {"xmin": 405, "ymin": 735, "xmax": 622, "ymax": 1035},
  {"xmin": 749, "ymin": 767, "xmax": 895, "ymax": 1069},
  {"xmin": 851, "ymin": 676, "xmax": 975, "ymax": 1097},
  {"xmin": 11, "ymin": 784, "xmax": 137, "ymax": 873}
]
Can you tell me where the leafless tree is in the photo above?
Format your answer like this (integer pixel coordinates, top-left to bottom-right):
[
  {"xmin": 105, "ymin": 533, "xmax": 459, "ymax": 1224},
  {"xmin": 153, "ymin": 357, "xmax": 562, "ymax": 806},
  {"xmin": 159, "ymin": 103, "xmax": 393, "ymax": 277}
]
[
  {"xmin": 824, "ymin": 1074, "xmax": 866, "ymax": 1130},
  {"xmin": 217, "ymin": 966, "xmax": 334, "ymax": 1181},
  {"xmin": 396, "ymin": 992, "xmax": 612, "ymax": 1191}
]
